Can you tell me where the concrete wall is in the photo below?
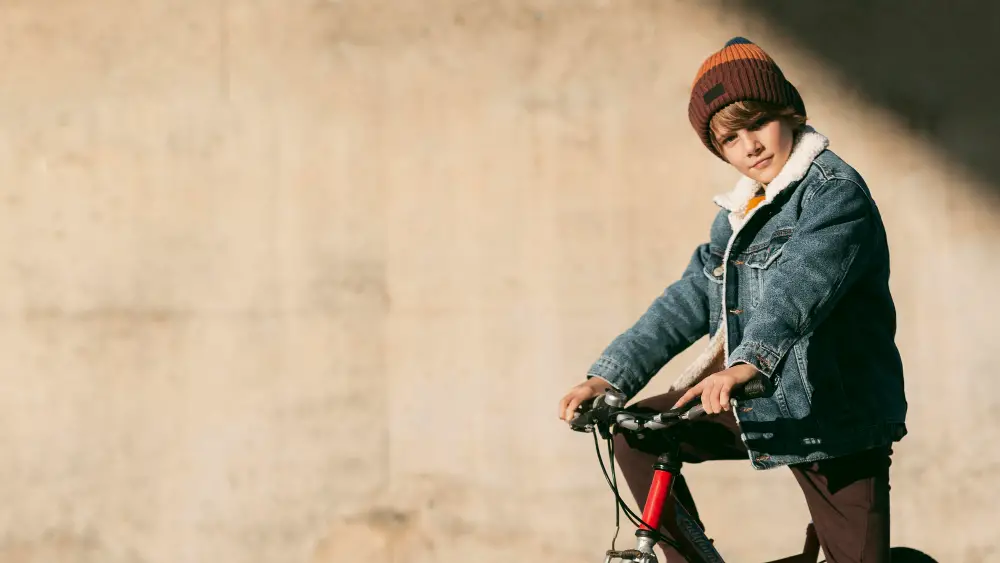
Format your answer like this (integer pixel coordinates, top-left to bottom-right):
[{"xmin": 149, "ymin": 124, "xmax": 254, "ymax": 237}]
[{"xmin": 0, "ymin": 1, "xmax": 996, "ymax": 562}]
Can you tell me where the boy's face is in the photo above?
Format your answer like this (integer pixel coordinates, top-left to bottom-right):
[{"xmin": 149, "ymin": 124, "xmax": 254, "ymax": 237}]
[{"xmin": 713, "ymin": 117, "xmax": 795, "ymax": 185}]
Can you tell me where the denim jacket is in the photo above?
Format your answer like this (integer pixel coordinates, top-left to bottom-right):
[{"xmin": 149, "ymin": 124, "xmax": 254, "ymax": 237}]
[{"xmin": 587, "ymin": 128, "xmax": 907, "ymax": 469}]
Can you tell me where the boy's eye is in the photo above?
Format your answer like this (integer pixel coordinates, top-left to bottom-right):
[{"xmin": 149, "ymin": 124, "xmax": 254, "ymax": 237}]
[
  {"xmin": 748, "ymin": 118, "xmax": 771, "ymax": 131},
  {"xmin": 723, "ymin": 135, "xmax": 737, "ymax": 145}
]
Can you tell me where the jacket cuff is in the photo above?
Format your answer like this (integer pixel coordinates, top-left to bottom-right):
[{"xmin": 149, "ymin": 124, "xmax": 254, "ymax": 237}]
[
  {"xmin": 726, "ymin": 340, "xmax": 783, "ymax": 379},
  {"xmin": 586, "ymin": 355, "xmax": 641, "ymax": 399}
]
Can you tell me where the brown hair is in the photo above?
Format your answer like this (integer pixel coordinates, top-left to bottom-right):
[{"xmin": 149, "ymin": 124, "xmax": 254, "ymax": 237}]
[{"xmin": 709, "ymin": 100, "xmax": 807, "ymax": 155}]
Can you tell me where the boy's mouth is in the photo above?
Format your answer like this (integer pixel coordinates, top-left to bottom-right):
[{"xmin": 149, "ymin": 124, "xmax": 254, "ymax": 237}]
[{"xmin": 752, "ymin": 156, "xmax": 773, "ymax": 170}]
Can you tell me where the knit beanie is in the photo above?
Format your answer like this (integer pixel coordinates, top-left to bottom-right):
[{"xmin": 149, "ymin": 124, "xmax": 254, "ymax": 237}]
[{"xmin": 688, "ymin": 37, "xmax": 806, "ymax": 156}]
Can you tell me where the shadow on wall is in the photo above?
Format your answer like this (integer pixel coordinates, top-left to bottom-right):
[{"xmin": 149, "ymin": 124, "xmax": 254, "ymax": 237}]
[{"xmin": 719, "ymin": 0, "xmax": 999, "ymax": 195}]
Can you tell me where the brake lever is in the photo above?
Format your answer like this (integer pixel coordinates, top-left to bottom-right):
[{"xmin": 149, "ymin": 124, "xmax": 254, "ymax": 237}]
[
  {"xmin": 567, "ymin": 394, "xmax": 604, "ymax": 432},
  {"xmin": 568, "ymin": 389, "xmax": 628, "ymax": 437},
  {"xmin": 568, "ymin": 415, "xmax": 595, "ymax": 433}
]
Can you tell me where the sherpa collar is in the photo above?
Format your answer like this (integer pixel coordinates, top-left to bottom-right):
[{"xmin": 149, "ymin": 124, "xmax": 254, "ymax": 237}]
[{"xmin": 711, "ymin": 126, "xmax": 829, "ymax": 220}]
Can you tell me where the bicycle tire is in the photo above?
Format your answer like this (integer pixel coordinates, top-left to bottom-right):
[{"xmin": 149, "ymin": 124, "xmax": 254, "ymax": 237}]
[{"xmin": 818, "ymin": 547, "xmax": 939, "ymax": 563}]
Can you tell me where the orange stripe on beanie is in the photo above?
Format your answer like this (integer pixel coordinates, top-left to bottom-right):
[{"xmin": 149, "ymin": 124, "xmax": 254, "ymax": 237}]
[
  {"xmin": 688, "ymin": 37, "xmax": 806, "ymax": 158},
  {"xmin": 691, "ymin": 41, "xmax": 774, "ymax": 89}
]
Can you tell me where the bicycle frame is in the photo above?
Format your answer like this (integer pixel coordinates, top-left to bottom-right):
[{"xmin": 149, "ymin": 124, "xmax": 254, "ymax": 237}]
[
  {"xmin": 604, "ymin": 439, "xmax": 821, "ymax": 563},
  {"xmin": 574, "ymin": 385, "xmax": 820, "ymax": 563}
]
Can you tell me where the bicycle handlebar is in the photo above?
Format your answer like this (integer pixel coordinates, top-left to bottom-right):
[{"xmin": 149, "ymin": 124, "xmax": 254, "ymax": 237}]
[{"xmin": 568, "ymin": 376, "xmax": 770, "ymax": 434}]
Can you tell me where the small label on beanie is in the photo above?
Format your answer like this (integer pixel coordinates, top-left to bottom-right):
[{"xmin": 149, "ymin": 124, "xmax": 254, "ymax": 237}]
[{"xmin": 703, "ymin": 83, "xmax": 726, "ymax": 104}]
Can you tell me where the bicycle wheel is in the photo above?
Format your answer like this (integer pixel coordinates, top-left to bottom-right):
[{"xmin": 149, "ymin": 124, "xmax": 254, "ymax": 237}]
[
  {"xmin": 888, "ymin": 547, "xmax": 939, "ymax": 562},
  {"xmin": 818, "ymin": 547, "xmax": 939, "ymax": 563}
]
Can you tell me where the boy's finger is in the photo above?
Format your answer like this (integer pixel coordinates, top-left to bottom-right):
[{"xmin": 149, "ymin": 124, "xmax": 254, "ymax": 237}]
[
  {"xmin": 673, "ymin": 385, "xmax": 699, "ymax": 409},
  {"xmin": 720, "ymin": 384, "xmax": 731, "ymax": 411},
  {"xmin": 564, "ymin": 397, "xmax": 581, "ymax": 421},
  {"xmin": 710, "ymin": 383, "xmax": 722, "ymax": 414},
  {"xmin": 672, "ymin": 391, "xmax": 687, "ymax": 409}
]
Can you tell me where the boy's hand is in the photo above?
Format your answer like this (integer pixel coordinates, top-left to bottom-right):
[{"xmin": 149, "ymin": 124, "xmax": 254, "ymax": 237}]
[
  {"xmin": 672, "ymin": 363, "xmax": 760, "ymax": 414},
  {"xmin": 558, "ymin": 377, "xmax": 614, "ymax": 422}
]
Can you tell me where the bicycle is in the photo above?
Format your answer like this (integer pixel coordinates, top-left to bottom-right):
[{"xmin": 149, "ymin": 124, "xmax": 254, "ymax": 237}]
[{"xmin": 568, "ymin": 380, "xmax": 936, "ymax": 563}]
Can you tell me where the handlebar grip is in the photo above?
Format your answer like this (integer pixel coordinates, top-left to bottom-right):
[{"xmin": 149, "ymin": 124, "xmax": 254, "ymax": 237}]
[
  {"xmin": 736, "ymin": 376, "xmax": 768, "ymax": 400},
  {"xmin": 681, "ymin": 376, "xmax": 770, "ymax": 420}
]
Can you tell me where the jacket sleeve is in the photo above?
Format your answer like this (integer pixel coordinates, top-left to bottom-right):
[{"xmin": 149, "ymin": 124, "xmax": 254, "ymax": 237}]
[
  {"xmin": 586, "ymin": 243, "xmax": 714, "ymax": 398},
  {"xmin": 727, "ymin": 178, "xmax": 878, "ymax": 377}
]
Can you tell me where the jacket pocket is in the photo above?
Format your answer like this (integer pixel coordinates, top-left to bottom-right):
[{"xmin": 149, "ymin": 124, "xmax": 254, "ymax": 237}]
[
  {"xmin": 744, "ymin": 228, "xmax": 793, "ymax": 307},
  {"xmin": 746, "ymin": 228, "xmax": 793, "ymax": 269},
  {"xmin": 702, "ymin": 251, "xmax": 724, "ymax": 336}
]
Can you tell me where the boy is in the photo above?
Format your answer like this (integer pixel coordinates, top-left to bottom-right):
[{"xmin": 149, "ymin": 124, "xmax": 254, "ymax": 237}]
[{"xmin": 557, "ymin": 38, "xmax": 907, "ymax": 562}]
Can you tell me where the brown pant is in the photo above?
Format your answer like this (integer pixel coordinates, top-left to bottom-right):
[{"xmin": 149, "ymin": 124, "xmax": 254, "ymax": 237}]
[{"xmin": 613, "ymin": 389, "xmax": 891, "ymax": 563}]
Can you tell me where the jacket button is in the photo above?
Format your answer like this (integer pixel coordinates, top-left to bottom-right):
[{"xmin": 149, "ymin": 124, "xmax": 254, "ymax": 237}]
[{"xmin": 712, "ymin": 266, "xmax": 724, "ymax": 277}]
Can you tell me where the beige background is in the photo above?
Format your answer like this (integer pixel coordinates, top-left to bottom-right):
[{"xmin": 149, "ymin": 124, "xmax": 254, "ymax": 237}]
[{"xmin": 0, "ymin": 1, "xmax": 996, "ymax": 562}]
